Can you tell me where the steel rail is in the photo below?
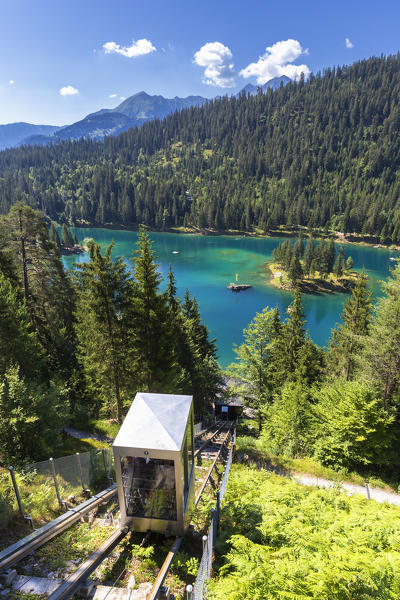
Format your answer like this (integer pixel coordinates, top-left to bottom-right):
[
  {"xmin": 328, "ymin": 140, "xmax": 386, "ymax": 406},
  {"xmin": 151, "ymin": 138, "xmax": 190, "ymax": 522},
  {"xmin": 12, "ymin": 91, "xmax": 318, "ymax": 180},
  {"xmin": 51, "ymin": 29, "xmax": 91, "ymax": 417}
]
[
  {"xmin": 194, "ymin": 422, "xmax": 227, "ymax": 458},
  {"xmin": 146, "ymin": 536, "xmax": 183, "ymax": 600},
  {"xmin": 1, "ymin": 422, "xmax": 230, "ymax": 597},
  {"xmin": 47, "ymin": 526, "xmax": 129, "ymax": 600},
  {"xmin": 0, "ymin": 484, "xmax": 117, "ymax": 571},
  {"xmin": 147, "ymin": 423, "xmax": 233, "ymax": 600},
  {"xmin": 195, "ymin": 426, "xmax": 232, "ymax": 506}
]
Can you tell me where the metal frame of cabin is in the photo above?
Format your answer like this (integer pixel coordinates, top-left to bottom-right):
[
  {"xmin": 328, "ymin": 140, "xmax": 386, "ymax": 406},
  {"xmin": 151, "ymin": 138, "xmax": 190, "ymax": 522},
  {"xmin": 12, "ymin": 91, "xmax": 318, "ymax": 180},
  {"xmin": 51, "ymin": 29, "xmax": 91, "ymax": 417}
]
[{"xmin": 113, "ymin": 393, "xmax": 195, "ymax": 536}]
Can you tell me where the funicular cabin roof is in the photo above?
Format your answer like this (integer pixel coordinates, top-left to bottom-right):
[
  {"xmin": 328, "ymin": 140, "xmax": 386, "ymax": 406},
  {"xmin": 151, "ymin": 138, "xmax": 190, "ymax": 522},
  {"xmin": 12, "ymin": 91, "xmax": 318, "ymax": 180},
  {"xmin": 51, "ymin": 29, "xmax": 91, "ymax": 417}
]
[{"xmin": 113, "ymin": 392, "xmax": 193, "ymax": 453}]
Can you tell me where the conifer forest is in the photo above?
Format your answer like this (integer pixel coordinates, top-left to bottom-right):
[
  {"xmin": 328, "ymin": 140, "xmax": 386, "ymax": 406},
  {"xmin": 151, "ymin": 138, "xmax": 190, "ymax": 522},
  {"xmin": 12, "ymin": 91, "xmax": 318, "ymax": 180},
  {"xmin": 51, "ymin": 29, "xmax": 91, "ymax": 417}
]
[
  {"xmin": 0, "ymin": 55, "xmax": 400, "ymax": 241},
  {"xmin": 2, "ymin": 49, "xmax": 400, "ymax": 600}
]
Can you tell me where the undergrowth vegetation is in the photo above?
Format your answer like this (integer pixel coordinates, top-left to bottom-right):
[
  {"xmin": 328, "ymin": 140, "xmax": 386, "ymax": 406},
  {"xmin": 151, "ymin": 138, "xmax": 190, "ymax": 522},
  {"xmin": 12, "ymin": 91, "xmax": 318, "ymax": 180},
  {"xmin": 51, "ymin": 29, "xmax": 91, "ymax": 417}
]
[{"xmin": 209, "ymin": 464, "xmax": 400, "ymax": 599}]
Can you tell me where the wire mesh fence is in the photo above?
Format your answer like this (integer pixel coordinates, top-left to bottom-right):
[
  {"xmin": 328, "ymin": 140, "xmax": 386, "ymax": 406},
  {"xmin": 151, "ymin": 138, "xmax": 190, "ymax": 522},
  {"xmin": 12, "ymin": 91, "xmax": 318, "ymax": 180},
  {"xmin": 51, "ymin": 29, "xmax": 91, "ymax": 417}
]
[
  {"xmin": 192, "ymin": 431, "xmax": 235, "ymax": 600},
  {"xmin": 2, "ymin": 447, "xmax": 115, "ymax": 530},
  {"xmin": 194, "ymin": 417, "xmax": 216, "ymax": 437}
]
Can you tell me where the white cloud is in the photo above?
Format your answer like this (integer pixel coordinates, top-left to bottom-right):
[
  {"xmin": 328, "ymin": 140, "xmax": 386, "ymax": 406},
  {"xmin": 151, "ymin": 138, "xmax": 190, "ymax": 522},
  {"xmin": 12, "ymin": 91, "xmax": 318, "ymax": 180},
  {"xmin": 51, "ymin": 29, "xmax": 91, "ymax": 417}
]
[
  {"xmin": 9, "ymin": 79, "xmax": 14, "ymax": 85},
  {"xmin": 194, "ymin": 42, "xmax": 236, "ymax": 88},
  {"xmin": 109, "ymin": 93, "xmax": 117, "ymax": 98},
  {"xmin": 240, "ymin": 39, "xmax": 311, "ymax": 84},
  {"xmin": 345, "ymin": 37, "xmax": 354, "ymax": 49},
  {"xmin": 120, "ymin": 97, "xmax": 126, "ymax": 101},
  {"xmin": 103, "ymin": 38, "xmax": 156, "ymax": 58},
  {"xmin": 60, "ymin": 85, "xmax": 79, "ymax": 96}
]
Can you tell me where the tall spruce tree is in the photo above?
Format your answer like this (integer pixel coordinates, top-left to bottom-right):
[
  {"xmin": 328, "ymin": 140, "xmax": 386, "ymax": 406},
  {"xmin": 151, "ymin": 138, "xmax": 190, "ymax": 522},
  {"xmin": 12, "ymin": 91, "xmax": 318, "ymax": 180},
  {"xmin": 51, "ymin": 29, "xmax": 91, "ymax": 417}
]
[
  {"xmin": 360, "ymin": 261, "xmax": 400, "ymax": 406},
  {"xmin": 49, "ymin": 222, "xmax": 61, "ymax": 249},
  {"xmin": 284, "ymin": 287, "xmax": 306, "ymax": 374},
  {"xmin": 303, "ymin": 237, "xmax": 315, "ymax": 277},
  {"xmin": 177, "ymin": 289, "xmax": 222, "ymax": 418},
  {"xmin": 227, "ymin": 306, "xmax": 282, "ymax": 428},
  {"xmin": 288, "ymin": 254, "xmax": 303, "ymax": 286},
  {"xmin": 0, "ymin": 272, "xmax": 45, "ymax": 380},
  {"xmin": 0, "ymin": 203, "xmax": 77, "ymax": 381},
  {"xmin": 328, "ymin": 273, "xmax": 372, "ymax": 381},
  {"xmin": 74, "ymin": 241, "xmax": 130, "ymax": 422},
  {"xmin": 61, "ymin": 223, "xmax": 75, "ymax": 247},
  {"xmin": 129, "ymin": 229, "xmax": 181, "ymax": 393}
]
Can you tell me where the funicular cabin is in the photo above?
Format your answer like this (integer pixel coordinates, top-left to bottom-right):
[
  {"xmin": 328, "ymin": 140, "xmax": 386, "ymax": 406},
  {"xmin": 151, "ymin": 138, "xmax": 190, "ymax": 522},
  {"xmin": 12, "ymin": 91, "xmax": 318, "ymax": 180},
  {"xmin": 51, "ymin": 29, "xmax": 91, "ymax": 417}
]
[
  {"xmin": 113, "ymin": 393, "xmax": 195, "ymax": 536},
  {"xmin": 214, "ymin": 400, "xmax": 243, "ymax": 421}
]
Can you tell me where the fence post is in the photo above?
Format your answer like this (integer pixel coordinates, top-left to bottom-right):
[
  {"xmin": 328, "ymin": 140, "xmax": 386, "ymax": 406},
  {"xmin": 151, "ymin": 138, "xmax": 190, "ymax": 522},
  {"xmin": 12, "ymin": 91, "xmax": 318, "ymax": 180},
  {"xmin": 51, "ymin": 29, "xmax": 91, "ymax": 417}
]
[
  {"xmin": 49, "ymin": 458, "xmax": 67, "ymax": 512},
  {"xmin": 186, "ymin": 584, "xmax": 193, "ymax": 600},
  {"xmin": 77, "ymin": 452, "xmax": 92, "ymax": 497},
  {"xmin": 102, "ymin": 448, "xmax": 113, "ymax": 485},
  {"xmin": 76, "ymin": 452, "xmax": 85, "ymax": 491},
  {"xmin": 8, "ymin": 466, "xmax": 33, "ymax": 528},
  {"xmin": 365, "ymin": 478, "xmax": 371, "ymax": 501}
]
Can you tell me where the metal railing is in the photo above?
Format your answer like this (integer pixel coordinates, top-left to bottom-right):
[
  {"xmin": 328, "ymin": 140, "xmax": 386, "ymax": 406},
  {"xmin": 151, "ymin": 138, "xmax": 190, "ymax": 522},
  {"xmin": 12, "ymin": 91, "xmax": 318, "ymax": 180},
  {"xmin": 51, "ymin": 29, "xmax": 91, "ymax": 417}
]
[{"xmin": 191, "ymin": 429, "xmax": 235, "ymax": 600}]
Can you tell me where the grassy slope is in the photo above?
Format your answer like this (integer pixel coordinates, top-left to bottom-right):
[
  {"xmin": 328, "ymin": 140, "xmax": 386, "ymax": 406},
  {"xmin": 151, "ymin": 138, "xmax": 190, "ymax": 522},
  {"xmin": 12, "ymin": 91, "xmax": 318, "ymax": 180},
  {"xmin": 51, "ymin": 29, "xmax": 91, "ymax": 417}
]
[{"xmin": 209, "ymin": 464, "xmax": 400, "ymax": 599}]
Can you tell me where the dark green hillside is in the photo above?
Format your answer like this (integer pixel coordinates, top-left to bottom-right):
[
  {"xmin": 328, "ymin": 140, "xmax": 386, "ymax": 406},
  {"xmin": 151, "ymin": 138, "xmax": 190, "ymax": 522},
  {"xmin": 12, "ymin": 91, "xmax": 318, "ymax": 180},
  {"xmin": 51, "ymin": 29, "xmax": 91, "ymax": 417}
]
[{"xmin": 1, "ymin": 54, "xmax": 400, "ymax": 240}]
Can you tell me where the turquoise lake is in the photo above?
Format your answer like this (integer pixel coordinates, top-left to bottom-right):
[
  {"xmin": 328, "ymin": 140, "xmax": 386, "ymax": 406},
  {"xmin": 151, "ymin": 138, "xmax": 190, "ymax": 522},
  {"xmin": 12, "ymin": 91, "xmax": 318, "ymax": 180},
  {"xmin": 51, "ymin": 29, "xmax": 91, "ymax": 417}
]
[{"xmin": 63, "ymin": 228, "xmax": 400, "ymax": 368}]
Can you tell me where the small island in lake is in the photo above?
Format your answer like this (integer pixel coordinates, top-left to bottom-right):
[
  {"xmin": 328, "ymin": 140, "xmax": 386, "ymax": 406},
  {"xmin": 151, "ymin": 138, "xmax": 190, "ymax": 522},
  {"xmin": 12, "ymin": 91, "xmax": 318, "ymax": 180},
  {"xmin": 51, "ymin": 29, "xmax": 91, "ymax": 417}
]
[
  {"xmin": 49, "ymin": 222, "xmax": 86, "ymax": 255},
  {"xmin": 227, "ymin": 283, "xmax": 252, "ymax": 292},
  {"xmin": 227, "ymin": 274, "xmax": 252, "ymax": 292},
  {"xmin": 268, "ymin": 235, "xmax": 358, "ymax": 294}
]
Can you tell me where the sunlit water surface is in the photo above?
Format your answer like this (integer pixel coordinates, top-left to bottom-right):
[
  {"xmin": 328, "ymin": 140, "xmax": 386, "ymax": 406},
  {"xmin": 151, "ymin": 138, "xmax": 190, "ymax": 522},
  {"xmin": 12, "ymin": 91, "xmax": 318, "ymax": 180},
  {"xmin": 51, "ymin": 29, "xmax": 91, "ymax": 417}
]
[{"xmin": 63, "ymin": 229, "xmax": 400, "ymax": 367}]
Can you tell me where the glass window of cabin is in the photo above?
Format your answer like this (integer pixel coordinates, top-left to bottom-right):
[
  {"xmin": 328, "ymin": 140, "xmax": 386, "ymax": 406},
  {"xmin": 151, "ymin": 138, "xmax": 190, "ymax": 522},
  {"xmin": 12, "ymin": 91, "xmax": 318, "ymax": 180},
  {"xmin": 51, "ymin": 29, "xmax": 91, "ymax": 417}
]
[
  {"xmin": 121, "ymin": 457, "xmax": 177, "ymax": 520},
  {"xmin": 188, "ymin": 411, "xmax": 194, "ymax": 469},
  {"xmin": 181, "ymin": 440, "xmax": 189, "ymax": 495}
]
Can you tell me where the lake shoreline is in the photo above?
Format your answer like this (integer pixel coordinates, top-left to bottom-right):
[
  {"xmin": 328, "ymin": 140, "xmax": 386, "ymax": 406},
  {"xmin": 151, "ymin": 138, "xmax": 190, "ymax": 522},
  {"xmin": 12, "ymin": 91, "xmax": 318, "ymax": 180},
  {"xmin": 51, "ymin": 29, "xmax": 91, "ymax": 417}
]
[
  {"xmin": 72, "ymin": 222, "xmax": 400, "ymax": 253},
  {"xmin": 267, "ymin": 262, "xmax": 357, "ymax": 296}
]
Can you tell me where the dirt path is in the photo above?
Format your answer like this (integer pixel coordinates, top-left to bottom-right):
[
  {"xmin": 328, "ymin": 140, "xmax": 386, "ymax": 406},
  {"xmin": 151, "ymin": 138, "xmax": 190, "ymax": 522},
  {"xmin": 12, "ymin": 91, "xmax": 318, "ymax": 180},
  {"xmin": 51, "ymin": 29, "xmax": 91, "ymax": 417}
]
[
  {"xmin": 64, "ymin": 426, "xmax": 113, "ymax": 445},
  {"xmin": 293, "ymin": 473, "xmax": 400, "ymax": 506}
]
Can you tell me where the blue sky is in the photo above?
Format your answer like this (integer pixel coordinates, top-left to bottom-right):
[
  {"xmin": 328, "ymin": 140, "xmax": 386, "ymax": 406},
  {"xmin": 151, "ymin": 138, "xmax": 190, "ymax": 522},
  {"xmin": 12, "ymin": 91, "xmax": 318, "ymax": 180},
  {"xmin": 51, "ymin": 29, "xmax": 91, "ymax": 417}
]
[{"xmin": 1, "ymin": 0, "xmax": 400, "ymax": 125}]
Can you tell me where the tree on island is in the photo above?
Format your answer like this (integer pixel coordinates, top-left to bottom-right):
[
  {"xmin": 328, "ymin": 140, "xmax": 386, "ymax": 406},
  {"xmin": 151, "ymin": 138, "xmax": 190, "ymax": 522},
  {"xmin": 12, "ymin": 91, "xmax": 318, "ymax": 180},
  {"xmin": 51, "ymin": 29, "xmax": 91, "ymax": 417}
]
[
  {"xmin": 61, "ymin": 223, "xmax": 75, "ymax": 247},
  {"xmin": 49, "ymin": 222, "xmax": 61, "ymax": 249},
  {"xmin": 288, "ymin": 254, "xmax": 303, "ymax": 286}
]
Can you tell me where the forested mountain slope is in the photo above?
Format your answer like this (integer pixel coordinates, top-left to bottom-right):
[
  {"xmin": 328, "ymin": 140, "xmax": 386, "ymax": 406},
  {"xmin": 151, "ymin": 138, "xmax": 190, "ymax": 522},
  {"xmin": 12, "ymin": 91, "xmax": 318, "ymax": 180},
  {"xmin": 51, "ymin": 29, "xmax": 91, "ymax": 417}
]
[{"xmin": 1, "ymin": 54, "xmax": 400, "ymax": 240}]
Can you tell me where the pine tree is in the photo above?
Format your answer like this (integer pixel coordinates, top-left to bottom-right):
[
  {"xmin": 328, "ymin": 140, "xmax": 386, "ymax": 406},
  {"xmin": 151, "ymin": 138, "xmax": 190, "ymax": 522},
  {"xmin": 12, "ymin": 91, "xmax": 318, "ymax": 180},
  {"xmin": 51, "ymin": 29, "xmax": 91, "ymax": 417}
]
[
  {"xmin": 346, "ymin": 256, "xmax": 354, "ymax": 271},
  {"xmin": 74, "ymin": 241, "xmax": 130, "ymax": 422},
  {"xmin": 61, "ymin": 223, "xmax": 75, "ymax": 247},
  {"xmin": 227, "ymin": 306, "xmax": 282, "ymax": 428},
  {"xmin": 177, "ymin": 289, "xmax": 222, "ymax": 418},
  {"xmin": 49, "ymin": 222, "xmax": 61, "ymax": 249},
  {"xmin": 0, "ymin": 203, "xmax": 77, "ymax": 380},
  {"xmin": 293, "ymin": 233, "xmax": 305, "ymax": 259},
  {"xmin": 0, "ymin": 272, "xmax": 45, "ymax": 380},
  {"xmin": 279, "ymin": 287, "xmax": 306, "ymax": 377},
  {"xmin": 165, "ymin": 264, "xmax": 179, "ymax": 315},
  {"xmin": 303, "ymin": 237, "xmax": 315, "ymax": 277},
  {"xmin": 326, "ymin": 240, "xmax": 336, "ymax": 274},
  {"xmin": 0, "ymin": 365, "xmax": 69, "ymax": 464},
  {"xmin": 288, "ymin": 255, "xmax": 303, "ymax": 286},
  {"xmin": 334, "ymin": 247, "xmax": 346, "ymax": 277},
  {"xmin": 129, "ymin": 229, "xmax": 181, "ymax": 394},
  {"xmin": 361, "ymin": 261, "xmax": 400, "ymax": 406},
  {"xmin": 328, "ymin": 273, "xmax": 372, "ymax": 380}
]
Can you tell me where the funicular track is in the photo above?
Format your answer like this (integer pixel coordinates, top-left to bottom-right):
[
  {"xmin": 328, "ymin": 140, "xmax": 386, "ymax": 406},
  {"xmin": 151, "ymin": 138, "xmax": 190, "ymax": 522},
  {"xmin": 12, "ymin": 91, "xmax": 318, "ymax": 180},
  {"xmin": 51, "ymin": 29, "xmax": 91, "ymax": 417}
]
[{"xmin": 1, "ymin": 420, "xmax": 233, "ymax": 599}]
